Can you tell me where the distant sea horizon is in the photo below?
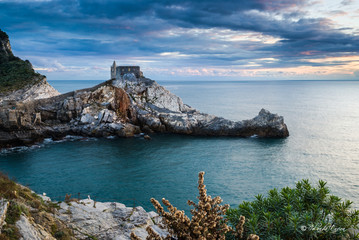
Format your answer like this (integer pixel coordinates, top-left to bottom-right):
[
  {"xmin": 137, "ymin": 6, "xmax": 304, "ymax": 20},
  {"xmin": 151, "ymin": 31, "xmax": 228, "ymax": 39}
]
[{"xmin": 48, "ymin": 79, "xmax": 359, "ymax": 94}]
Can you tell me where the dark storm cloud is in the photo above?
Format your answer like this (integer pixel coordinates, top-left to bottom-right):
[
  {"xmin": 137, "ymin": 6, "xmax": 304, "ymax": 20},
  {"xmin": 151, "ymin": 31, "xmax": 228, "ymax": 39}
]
[
  {"xmin": 0, "ymin": 0, "xmax": 358, "ymax": 75},
  {"xmin": 149, "ymin": 2, "xmax": 359, "ymax": 57}
]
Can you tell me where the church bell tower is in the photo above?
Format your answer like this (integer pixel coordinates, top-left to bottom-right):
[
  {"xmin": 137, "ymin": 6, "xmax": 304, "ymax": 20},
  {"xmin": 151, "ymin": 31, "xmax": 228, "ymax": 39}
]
[{"xmin": 111, "ymin": 61, "xmax": 117, "ymax": 79}]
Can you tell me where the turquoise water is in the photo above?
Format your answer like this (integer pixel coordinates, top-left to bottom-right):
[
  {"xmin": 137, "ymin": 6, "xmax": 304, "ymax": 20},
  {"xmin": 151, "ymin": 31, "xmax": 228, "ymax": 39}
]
[
  {"xmin": 48, "ymin": 80, "xmax": 104, "ymax": 93},
  {"xmin": 1, "ymin": 80, "xmax": 359, "ymax": 212}
]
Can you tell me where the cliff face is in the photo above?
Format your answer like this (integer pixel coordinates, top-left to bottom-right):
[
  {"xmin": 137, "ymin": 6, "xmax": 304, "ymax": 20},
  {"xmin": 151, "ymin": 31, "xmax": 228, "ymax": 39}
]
[
  {"xmin": 0, "ymin": 29, "xmax": 59, "ymax": 101},
  {"xmin": 0, "ymin": 30, "xmax": 14, "ymax": 63}
]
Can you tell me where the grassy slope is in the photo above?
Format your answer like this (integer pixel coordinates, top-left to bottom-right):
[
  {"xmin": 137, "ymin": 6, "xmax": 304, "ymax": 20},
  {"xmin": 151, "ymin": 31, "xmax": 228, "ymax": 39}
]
[
  {"xmin": 0, "ymin": 172, "xmax": 74, "ymax": 240},
  {"xmin": 0, "ymin": 30, "xmax": 43, "ymax": 94}
]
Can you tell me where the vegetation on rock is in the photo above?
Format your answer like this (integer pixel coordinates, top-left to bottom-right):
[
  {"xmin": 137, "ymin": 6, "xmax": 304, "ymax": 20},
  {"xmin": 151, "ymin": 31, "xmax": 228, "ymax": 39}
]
[
  {"xmin": 227, "ymin": 179, "xmax": 359, "ymax": 240},
  {"xmin": 0, "ymin": 172, "xmax": 74, "ymax": 240},
  {"xmin": 131, "ymin": 172, "xmax": 259, "ymax": 240},
  {"xmin": 131, "ymin": 173, "xmax": 358, "ymax": 240},
  {"xmin": 0, "ymin": 29, "xmax": 43, "ymax": 93},
  {"xmin": 0, "ymin": 31, "xmax": 9, "ymax": 42},
  {"xmin": 1, "ymin": 168, "xmax": 358, "ymax": 240}
]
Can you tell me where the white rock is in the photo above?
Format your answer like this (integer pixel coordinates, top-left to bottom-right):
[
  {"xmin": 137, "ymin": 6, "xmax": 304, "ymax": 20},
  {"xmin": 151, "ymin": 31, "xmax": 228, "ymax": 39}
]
[
  {"xmin": 98, "ymin": 109, "xmax": 116, "ymax": 123},
  {"xmin": 146, "ymin": 84, "xmax": 185, "ymax": 112},
  {"xmin": 0, "ymin": 77, "xmax": 59, "ymax": 104},
  {"xmin": 0, "ymin": 199, "xmax": 9, "ymax": 231},
  {"xmin": 109, "ymin": 123, "xmax": 123, "ymax": 130},
  {"xmin": 56, "ymin": 199, "xmax": 167, "ymax": 240},
  {"xmin": 80, "ymin": 114, "xmax": 95, "ymax": 124},
  {"xmin": 16, "ymin": 214, "xmax": 55, "ymax": 240}
]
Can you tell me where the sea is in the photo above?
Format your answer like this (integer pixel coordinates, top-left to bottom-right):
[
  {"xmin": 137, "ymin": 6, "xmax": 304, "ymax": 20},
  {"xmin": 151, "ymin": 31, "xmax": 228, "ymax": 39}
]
[{"xmin": 1, "ymin": 80, "xmax": 358, "ymax": 212}]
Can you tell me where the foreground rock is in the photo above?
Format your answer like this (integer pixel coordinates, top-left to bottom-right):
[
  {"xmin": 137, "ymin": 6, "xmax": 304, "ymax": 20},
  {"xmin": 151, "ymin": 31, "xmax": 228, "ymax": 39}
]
[
  {"xmin": 0, "ymin": 195, "xmax": 165, "ymax": 240},
  {"xmin": 16, "ymin": 214, "xmax": 56, "ymax": 240},
  {"xmin": 57, "ymin": 198, "xmax": 166, "ymax": 239},
  {"xmin": 0, "ymin": 200, "xmax": 9, "ymax": 232},
  {"xmin": 0, "ymin": 172, "xmax": 166, "ymax": 240}
]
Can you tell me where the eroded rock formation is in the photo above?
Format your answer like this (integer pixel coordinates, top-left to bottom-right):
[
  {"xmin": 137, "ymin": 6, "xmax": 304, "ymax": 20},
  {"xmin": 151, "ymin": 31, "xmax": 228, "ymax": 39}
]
[{"xmin": 118, "ymin": 75, "xmax": 289, "ymax": 137}]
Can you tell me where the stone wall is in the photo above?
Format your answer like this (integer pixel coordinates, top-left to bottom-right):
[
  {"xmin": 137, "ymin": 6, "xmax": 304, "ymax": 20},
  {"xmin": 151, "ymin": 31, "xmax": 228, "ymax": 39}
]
[{"xmin": 118, "ymin": 66, "xmax": 142, "ymax": 78}]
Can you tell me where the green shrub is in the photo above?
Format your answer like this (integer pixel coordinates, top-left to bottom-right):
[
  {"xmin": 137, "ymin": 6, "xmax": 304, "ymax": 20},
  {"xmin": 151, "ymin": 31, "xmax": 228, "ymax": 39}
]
[
  {"xmin": 0, "ymin": 29, "xmax": 43, "ymax": 93},
  {"xmin": 5, "ymin": 202, "xmax": 23, "ymax": 225},
  {"xmin": 0, "ymin": 59, "xmax": 42, "ymax": 93},
  {"xmin": 227, "ymin": 179, "xmax": 359, "ymax": 239}
]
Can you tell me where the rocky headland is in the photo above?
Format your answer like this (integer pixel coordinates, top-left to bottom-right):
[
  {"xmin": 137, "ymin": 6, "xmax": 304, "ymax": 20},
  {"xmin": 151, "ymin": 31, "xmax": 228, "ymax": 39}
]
[
  {"xmin": 0, "ymin": 29, "xmax": 289, "ymax": 149},
  {"xmin": 0, "ymin": 76, "xmax": 289, "ymax": 148}
]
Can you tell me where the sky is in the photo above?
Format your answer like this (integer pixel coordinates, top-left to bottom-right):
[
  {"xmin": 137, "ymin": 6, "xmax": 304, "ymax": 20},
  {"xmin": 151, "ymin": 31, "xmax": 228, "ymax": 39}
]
[{"xmin": 0, "ymin": 0, "xmax": 359, "ymax": 81}]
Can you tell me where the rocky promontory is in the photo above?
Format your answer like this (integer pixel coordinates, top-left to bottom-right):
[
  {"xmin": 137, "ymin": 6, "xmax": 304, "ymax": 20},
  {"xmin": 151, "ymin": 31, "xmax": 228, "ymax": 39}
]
[
  {"xmin": 0, "ymin": 29, "xmax": 289, "ymax": 149},
  {"xmin": 0, "ymin": 75, "xmax": 289, "ymax": 148}
]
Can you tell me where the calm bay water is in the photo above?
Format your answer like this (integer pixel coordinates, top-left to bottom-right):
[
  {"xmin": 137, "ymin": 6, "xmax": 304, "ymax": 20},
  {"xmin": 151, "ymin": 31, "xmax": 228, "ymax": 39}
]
[{"xmin": 1, "ymin": 80, "xmax": 359, "ymax": 211}]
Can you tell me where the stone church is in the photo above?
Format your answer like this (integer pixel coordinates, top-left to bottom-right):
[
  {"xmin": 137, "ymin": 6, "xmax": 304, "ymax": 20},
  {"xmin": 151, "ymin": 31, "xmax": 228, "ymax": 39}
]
[{"xmin": 110, "ymin": 61, "xmax": 143, "ymax": 79}]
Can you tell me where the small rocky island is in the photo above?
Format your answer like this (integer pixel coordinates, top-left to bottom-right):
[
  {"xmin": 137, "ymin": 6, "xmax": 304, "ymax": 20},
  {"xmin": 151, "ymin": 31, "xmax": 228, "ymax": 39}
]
[{"xmin": 0, "ymin": 29, "xmax": 289, "ymax": 149}]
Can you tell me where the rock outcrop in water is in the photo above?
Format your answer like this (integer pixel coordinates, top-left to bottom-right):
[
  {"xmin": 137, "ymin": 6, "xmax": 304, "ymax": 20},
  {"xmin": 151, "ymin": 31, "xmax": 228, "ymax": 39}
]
[
  {"xmin": 115, "ymin": 75, "xmax": 288, "ymax": 137},
  {"xmin": 0, "ymin": 29, "xmax": 289, "ymax": 149}
]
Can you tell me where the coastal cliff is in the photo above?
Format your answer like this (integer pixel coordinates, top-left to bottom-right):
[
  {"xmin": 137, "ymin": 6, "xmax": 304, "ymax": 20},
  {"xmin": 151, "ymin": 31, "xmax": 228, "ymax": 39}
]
[
  {"xmin": 0, "ymin": 29, "xmax": 59, "ymax": 103},
  {"xmin": 0, "ymin": 30, "xmax": 289, "ymax": 149}
]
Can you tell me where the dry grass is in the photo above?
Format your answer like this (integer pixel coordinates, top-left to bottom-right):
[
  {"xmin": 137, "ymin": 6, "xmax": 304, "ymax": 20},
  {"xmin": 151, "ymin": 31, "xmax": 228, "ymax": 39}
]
[{"xmin": 0, "ymin": 171, "xmax": 74, "ymax": 240}]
